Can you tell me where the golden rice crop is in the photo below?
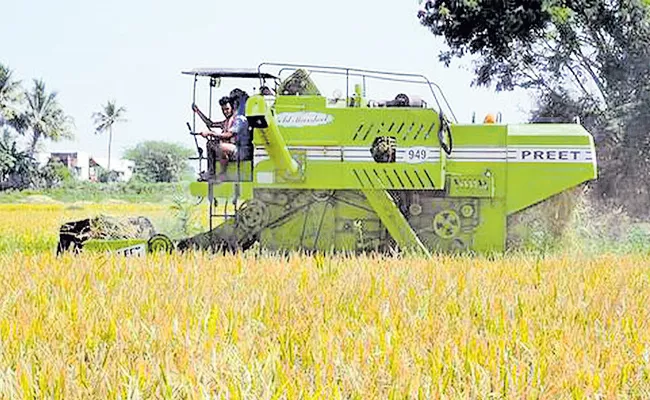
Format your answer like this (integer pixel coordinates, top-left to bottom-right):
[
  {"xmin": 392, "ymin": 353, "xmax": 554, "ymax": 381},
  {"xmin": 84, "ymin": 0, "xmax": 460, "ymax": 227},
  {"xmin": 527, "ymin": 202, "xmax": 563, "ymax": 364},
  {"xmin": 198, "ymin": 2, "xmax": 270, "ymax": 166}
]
[{"xmin": 0, "ymin": 204, "xmax": 649, "ymax": 398}]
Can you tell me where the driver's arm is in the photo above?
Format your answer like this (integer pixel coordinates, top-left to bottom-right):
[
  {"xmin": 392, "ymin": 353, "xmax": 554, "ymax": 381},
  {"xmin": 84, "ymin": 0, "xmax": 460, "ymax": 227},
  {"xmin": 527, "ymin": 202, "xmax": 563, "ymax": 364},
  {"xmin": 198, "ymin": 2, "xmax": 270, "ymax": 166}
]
[
  {"xmin": 200, "ymin": 129, "xmax": 218, "ymax": 138},
  {"xmin": 208, "ymin": 119, "xmax": 226, "ymax": 129},
  {"xmin": 201, "ymin": 127, "xmax": 230, "ymax": 139},
  {"xmin": 192, "ymin": 103, "xmax": 225, "ymax": 129},
  {"xmin": 220, "ymin": 131, "xmax": 233, "ymax": 139}
]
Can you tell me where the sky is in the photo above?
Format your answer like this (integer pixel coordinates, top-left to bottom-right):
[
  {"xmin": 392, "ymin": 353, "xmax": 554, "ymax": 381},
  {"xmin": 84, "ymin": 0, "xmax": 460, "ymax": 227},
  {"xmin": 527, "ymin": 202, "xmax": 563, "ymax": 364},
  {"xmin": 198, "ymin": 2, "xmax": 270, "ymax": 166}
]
[{"xmin": 1, "ymin": 0, "xmax": 536, "ymax": 162}]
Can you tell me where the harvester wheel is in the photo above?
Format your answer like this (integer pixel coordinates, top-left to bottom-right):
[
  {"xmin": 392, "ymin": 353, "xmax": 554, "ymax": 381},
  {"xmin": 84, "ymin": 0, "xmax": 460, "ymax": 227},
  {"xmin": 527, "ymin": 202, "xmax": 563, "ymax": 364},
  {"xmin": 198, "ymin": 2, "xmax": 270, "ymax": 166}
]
[{"xmin": 147, "ymin": 234, "xmax": 174, "ymax": 254}]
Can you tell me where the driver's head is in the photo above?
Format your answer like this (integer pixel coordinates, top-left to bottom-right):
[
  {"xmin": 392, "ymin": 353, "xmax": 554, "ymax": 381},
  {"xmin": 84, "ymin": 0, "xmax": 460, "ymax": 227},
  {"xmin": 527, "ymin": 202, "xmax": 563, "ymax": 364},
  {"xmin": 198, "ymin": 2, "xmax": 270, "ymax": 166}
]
[{"xmin": 219, "ymin": 96, "xmax": 234, "ymax": 118}]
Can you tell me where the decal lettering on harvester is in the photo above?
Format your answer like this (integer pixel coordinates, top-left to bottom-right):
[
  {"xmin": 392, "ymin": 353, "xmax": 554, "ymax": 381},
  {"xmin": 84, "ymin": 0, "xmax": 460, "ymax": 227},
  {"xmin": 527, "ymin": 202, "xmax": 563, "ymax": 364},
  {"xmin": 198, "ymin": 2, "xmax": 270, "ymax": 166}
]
[
  {"xmin": 276, "ymin": 112, "xmax": 334, "ymax": 127},
  {"xmin": 115, "ymin": 244, "xmax": 146, "ymax": 257},
  {"xmin": 510, "ymin": 147, "xmax": 593, "ymax": 163},
  {"xmin": 396, "ymin": 147, "xmax": 440, "ymax": 164}
]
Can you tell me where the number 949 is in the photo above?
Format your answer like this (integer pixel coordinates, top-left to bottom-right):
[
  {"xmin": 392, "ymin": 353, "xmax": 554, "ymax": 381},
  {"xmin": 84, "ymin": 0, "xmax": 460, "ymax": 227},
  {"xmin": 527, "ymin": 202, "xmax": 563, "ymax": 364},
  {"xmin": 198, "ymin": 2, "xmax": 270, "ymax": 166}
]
[{"xmin": 407, "ymin": 148, "xmax": 428, "ymax": 161}]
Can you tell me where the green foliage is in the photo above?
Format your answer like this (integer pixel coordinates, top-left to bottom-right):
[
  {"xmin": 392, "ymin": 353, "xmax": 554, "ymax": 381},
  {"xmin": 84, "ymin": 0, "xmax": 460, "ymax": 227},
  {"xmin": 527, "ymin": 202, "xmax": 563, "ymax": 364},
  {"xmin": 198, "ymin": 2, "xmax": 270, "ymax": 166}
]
[
  {"xmin": 169, "ymin": 193, "xmax": 203, "ymax": 237},
  {"xmin": 39, "ymin": 158, "xmax": 74, "ymax": 188},
  {"xmin": 0, "ymin": 63, "xmax": 24, "ymax": 129},
  {"xmin": 417, "ymin": 0, "xmax": 650, "ymax": 95},
  {"xmin": 0, "ymin": 130, "xmax": 21, "ymax": 179},
  {"xmin": 98, "ymin": 169, "xmax": 121, "ymax": 183},
  {"xmin": 418, "ymin": 0, "xmax": 650, "ymax": 218},
  {"xmin": 418, "ymin": 0, "xmax": 552, "ymax": 90},
  {"xmin": 0, "ymin": 129, "xmax": 40, "ymax": 190},
  {"xmin": 0, "ymin": 180, "xmax": 191, "ymax": 203},
  {"xmin": 7, "ymin": 152, "xmax": 39, "ymax": 190},
  {"xmin": 0, "ymin": 129, "xmax": 76, "ymax": 190},
  {"xmin": 92, "ymin": 163, "xmax": 121, "ymax": 183},
  {"xmin": 124, "ymin": 141, "xmax": 193, "ymax": 183},
  {"xmin": 22, "ymin": 79, "xmax": 74, "ymax": 155}
]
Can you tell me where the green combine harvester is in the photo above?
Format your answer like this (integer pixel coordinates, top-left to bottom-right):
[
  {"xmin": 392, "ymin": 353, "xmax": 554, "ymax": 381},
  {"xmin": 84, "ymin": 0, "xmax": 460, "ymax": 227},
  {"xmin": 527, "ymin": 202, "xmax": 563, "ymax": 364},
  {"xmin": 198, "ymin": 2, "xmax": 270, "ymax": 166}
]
[{"xmin": 57, "ymin": 63, "xmax": 597, "ymax": 257}]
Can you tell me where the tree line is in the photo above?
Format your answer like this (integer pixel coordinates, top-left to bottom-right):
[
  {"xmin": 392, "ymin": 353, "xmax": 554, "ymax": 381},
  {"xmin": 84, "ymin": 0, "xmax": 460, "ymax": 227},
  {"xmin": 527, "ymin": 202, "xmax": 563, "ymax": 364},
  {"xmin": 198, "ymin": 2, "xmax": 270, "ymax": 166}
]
[
  {"xmin": 418, "ymin": 0, "xmax": 650, "ymax": 218},
  {"xmin": 0, "ymin": 63, "xmax": 192, "ymax": 188}
]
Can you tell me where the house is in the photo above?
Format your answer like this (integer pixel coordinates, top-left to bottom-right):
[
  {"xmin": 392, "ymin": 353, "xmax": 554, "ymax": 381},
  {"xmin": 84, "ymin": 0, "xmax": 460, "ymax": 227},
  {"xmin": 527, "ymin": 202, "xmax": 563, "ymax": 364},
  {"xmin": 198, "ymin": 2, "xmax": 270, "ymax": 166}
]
[
  {"xmin": 46, "ymin": 151, "xmax": 91, "ymax": 180},
  {"xmin": 89, "ymin": 157, "xmax": 135, "ymax": 182}
]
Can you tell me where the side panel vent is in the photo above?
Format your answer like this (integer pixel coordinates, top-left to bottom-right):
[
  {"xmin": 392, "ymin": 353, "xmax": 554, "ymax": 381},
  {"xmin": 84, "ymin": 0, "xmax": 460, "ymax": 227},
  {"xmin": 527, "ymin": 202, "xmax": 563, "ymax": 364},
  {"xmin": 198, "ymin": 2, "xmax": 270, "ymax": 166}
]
[
  {"xmin": 352, "ymin": 169, "xmax": 366, "ymax": 188},
  {"xmin": 351, "ymin": 167, "xmax": 437, "ymax": 189},
  {"xmin": 351, "ymin": 118, "xmax": 437, "ymax": 142}
]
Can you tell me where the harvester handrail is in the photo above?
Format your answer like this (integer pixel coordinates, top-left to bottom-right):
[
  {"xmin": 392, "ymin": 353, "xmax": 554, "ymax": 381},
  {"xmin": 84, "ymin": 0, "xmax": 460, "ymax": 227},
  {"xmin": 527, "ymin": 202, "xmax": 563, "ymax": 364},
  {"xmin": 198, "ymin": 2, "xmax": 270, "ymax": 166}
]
[
  {"xmin": 276, "ymin": 68, "xmax": 456, "ymax": 120},
  {"xmin": 257, "ymin": 62, "xmax": 458, "ymax": 123}
]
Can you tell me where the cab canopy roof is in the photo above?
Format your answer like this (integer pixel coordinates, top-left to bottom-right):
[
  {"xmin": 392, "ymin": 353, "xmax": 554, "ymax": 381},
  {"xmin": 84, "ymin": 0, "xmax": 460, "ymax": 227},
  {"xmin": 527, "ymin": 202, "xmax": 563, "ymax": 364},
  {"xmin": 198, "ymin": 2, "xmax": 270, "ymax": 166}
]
[{"xmin": 181, "ymin": 68, "xmax": 277, "ymax": 79}]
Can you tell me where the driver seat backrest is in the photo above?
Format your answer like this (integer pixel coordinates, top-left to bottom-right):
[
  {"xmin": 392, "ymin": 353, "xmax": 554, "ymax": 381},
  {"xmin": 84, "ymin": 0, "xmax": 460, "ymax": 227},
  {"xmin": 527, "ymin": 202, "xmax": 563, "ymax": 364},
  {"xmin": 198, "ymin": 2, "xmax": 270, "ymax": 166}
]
[
  {"xmin": 237, "ymin": 94, "xmax": 248, "ymax": 116},
  {"xmin": 235, "ymin": 96, "xmax": 253, "ymax": 162},
  {"xmin": 234, "ymin": 117, "xmax": 253, "ymax": 162}
]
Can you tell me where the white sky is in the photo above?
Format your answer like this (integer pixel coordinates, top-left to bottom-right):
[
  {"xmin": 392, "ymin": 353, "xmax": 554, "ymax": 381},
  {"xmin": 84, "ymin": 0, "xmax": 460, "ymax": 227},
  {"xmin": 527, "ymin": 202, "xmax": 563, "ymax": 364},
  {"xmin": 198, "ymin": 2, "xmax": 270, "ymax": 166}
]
[{"xmin": 2, "ymin": 0, "xmax": 535, "ymax": 160}]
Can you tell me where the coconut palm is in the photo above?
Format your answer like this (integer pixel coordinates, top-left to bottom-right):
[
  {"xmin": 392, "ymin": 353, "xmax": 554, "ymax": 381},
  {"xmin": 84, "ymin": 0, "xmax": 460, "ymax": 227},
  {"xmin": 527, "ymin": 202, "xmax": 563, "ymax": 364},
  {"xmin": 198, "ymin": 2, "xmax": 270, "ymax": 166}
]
[
  {"xmin": 92, "ymin": 100, "xmax": 126, "ymax": 171},
  {"xmin": 23, "ymin": 79, "xmax": 74, "ymax": 156},
  {"xmin": 0, "ymin": 63, "xmax": 24, "ymax": 128}
]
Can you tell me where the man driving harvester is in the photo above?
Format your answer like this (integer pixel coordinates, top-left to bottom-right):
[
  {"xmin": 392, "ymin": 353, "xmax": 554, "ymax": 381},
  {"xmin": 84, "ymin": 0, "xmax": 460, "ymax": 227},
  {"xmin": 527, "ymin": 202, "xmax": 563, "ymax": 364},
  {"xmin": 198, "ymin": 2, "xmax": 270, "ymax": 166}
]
[{"xmin": 192, "ymin": 90, "xmax": 248, "ymax": 181}]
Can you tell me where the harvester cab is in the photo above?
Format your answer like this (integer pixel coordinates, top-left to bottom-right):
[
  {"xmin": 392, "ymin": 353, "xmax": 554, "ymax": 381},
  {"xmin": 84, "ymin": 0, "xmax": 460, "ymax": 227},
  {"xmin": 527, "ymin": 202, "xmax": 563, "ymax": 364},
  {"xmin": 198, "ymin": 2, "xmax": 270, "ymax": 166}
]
[
  {"xmin": 181, "ymin": 67, "xmax": 282, "ymax": 234},
  {"xmin": 183, "ymin": 68, "xmax": 279, "ymax": 183}
]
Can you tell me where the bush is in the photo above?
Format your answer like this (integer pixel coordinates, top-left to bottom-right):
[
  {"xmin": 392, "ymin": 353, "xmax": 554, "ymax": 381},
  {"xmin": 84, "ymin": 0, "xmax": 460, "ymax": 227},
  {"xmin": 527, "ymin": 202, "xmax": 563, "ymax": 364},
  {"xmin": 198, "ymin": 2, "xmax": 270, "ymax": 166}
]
[
  {"xmin": 39, "ymin": 159, "xmax": 74, "ymax": 188},
  {"xmin": 124, "ymin": 141, "xmax": 193, "ymax": 183}
]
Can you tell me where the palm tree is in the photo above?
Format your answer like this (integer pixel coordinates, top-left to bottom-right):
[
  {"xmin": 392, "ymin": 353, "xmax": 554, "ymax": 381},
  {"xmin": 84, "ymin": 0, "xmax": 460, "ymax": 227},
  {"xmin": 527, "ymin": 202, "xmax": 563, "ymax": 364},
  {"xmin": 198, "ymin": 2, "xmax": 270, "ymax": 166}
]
[
  {"xmin": 0, "ymin": 63, "xmax": 24, "ymax": 129},
  {"xmin": 92, "ymin": 100, "xmax": 126, "ymax": 171},
  {"xmin": 23, "ymin": 79, "xmax": 74, "ymax": 156}
]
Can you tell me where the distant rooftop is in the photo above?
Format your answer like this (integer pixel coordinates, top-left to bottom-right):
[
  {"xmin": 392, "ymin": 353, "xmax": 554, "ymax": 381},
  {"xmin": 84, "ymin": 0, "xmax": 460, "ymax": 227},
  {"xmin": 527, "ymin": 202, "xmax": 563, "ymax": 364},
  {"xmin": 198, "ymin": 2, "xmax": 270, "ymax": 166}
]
[
  {"xmin": 90, "ymin": 157, "xmax": 134, "ymax": 171},
  {"xmin": 181, "ymin": 68, "xmax": 277, "ymax": 79}
]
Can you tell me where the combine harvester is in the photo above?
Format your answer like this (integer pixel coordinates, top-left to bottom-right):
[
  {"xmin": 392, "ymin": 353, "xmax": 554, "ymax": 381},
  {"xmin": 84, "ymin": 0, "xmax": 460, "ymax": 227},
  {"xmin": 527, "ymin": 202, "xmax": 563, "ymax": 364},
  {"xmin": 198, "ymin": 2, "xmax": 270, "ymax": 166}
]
[{"xmin": 57, "ymin": 63, "xmax": 597, "ymax": 257}]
